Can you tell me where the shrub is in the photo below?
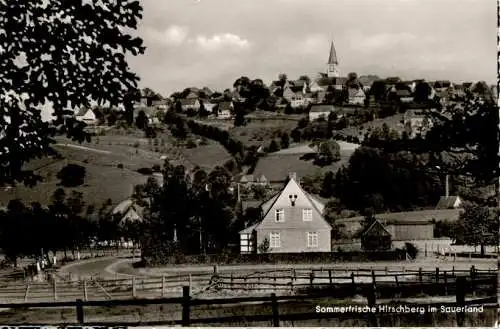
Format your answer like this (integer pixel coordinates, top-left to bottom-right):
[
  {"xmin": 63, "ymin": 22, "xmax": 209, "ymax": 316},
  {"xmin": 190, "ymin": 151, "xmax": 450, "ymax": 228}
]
[
  {"xmin": 137, "ymin": 167, "xmax": 153, "ymax": 175},
  {"xmin": 404, "ymin": 242, "xmax": 419, "ymax": 260},
  {"xmin": 186, "ymin": 139, "xmax": 197, "ymax": 149},
  {"xmin": 152, "ymin": 164, "xmax": 161, "ymax": 172},
  {"xmin": 133, "ymin": 142, "xmax": 140, "ymax": 148},
  {"xmin": 117, "ymin": 163, "xmax": 124, "ymax": 169}
]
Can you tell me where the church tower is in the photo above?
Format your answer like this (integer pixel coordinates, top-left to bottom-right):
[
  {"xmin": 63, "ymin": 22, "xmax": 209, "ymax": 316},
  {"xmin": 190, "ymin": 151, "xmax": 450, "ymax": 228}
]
[{"xmin": 327, "ymin": 41, "xmax": 340, "ymax": 78}]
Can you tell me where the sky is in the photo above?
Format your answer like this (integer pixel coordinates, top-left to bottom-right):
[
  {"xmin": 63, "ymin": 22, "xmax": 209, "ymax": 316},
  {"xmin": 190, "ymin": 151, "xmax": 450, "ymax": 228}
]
[{"xmin": 127, "ymin": 0, "xmax": 497, "ymax": 97}]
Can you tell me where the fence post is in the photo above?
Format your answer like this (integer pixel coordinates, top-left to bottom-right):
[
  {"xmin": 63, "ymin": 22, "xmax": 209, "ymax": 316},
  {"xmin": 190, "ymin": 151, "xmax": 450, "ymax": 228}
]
[
  {"xmin": 52, "ymin": 279, "xmax": 57, "ymax": 301},
  {"xmin": 470, "ymin": 266, "xmax": 476, "ymax": 297},
  {"xmin": 83, "ymin": 280, "xmax": 88, "ymax": 301},
  {"xmin": 162, "ymin": 276, "xmax": 166, "ymax": 297},
  {"xmin": 182, "ymin": 286, "xmax": 191, "ymax": 327},
  {"xmin": 24, "ymin": 282, "xmax": 30, "ymax": 302},
  {"xmin": 371, "ymin": 270, "xmax": 376, "ymax": 286},
  {"xmin": 385, "ymin": 266, "xmax": 388, "ymax": 275},
  {"xmin": 230, "ymin": 273, "xmax": 234, "ymax": 288},
  {"xmin": 213, "ymin": 265, "xmax": 218, "ymax": 275},
  {"xmin": 394, "ymin": 275, "xmax": 400, "ymax": 298},
  {"xmin": 435, "ymin": 267, "xmax": 439, "ymax": 283},
  {"xmin": 455, "ymin": 277, "xmax": 466, "ymax": 327},
  {"xmin": 189, "ymin": 274, "xmax": 192, "ymax": 292},
  {"xmin": 452, "ymin": 266, "xmax": 455, "ymax": 277},
  {"xmin": 328, "ymin": 270, "xmax": 332, "ymax": 287},
  {"xmin": 418, "ymin": 267, "xmax": 423, "ymax": 293},
  {"xmin": 76, "ymin": 299, "xmax": 84, "ymax": 324},
  {"xmin": 132, "ymin": 277, "xmax": 136, "ymax": 298},
  {"xmin": 350, "ymin": 272, "xmax": 356, "ymax": 295},
  {"xmin": 271, "ymin": 293, "xmax": 280, "ymax": 327},
  {"xmin": 309, "ymin": 271, "xmax": 314, "ymax": 287},
  {"xmin": 443, "ymin": 271, "xmax": 448, "ymax": 296},
  {"xmin": 367, "ymin": 284, "xmax": 378, "ymax": 327}
]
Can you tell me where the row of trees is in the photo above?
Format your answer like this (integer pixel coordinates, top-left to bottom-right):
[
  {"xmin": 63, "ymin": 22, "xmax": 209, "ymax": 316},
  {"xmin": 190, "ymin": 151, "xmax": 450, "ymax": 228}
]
[
  {"xmin": 0, "ymin": 190, "xmax": 138, "ymax": 267},
  {"xmin": 138, "ymin": 162, "xmax": 244, "ymax": 264}
]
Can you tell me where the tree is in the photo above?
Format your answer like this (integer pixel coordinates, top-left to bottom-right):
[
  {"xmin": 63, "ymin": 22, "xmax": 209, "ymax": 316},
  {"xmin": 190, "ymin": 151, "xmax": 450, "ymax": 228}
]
[
  {"xmin": 278, "ymin": 73, "xmax": 287, "ymax": 88},
  {"xmin": 135, "ymin": 110, "xmax": 148, "ymax": 130},
  {"xmin": 454, "ymin": 203, "xmax": 497, "ymax": 256},
  {"xmin": 315, "ymin": 140, "xmax": 340, "ymax": 165},
  {"xmin": 0, "ymin": 1, "xmax": 145, "ymax": 185},
  {"xmin": 57, "ymin": 164, "xmax": 86, "ymax": 187},
  {"xmin": 369, "ymin": 80, "xmax": 387, "ymax": 101},
  {"xmin": 268, "ymin": 140, "xmax": 280, "ymax": 153},
  {"xmin": 414, "ymin": 81, "xmax": 432, "ymax": 103},
  {"xmin": 280, "ymin": 132, "xmax": 290, "ymax": 149}
]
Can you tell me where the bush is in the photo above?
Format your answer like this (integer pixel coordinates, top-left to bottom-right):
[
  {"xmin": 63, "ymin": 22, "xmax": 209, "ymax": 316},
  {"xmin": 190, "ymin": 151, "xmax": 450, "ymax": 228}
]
[
  {"xmin": 186, "ymin": 139, "xmax": 197, "ymax": 149},
  {"xmin": 57, "ymin": 164, "xmax": 86, "ymax": 187},
  {"xmin": 404, "ymin": 242, "xmax": 419, "ymax": 260},
  {"xmin": 117, "ymin": 163, "xmax": 124, "ymax": 169},
  {"xmin": 137, "ymin": 167, "xmax": 153, "ymax": 175}
]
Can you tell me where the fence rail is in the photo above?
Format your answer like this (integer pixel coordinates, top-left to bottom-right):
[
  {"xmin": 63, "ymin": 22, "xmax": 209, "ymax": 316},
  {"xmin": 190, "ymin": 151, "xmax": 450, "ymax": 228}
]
[
  {"xmin": 0, "ymin": 279, "xmax": 497, "ymax": 327},
  {"xmin": 0, "ymin": 265, "xmax": 495, "ymax": 305}
]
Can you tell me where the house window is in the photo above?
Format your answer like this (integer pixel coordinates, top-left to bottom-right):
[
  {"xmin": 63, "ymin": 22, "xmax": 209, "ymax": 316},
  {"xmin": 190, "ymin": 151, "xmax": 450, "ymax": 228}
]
[
  {"xmin": 307, "ymin": 232, "xmax": 319, "ymax": 248},
  {"xmin": 302, "ymin": 208, "xmax": 313, "ymax": 221},
  {"xmin": 275, "ymin": 209, "xmax": 284, "ymax": 222},
  {"xmin": 270, "ymin": 232, "xmax": 281, "ymax": 248}
]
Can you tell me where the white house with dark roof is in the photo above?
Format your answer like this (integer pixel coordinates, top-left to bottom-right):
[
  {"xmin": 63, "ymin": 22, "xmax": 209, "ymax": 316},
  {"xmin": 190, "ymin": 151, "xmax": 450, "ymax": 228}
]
[
  {"xmin": 112, "ymin": 199, "xmax": 145, "ymax": 225},
  {"xmin": 180, "ymin": 98, "xmax": 200, "ymax": 112},
  {"xmin": 239, "ymin": 173, "xmax": 332, "ymax": 253},
  {"xmin": 217, "ymin": 101, "xmax": 234, "ymax": 119}
]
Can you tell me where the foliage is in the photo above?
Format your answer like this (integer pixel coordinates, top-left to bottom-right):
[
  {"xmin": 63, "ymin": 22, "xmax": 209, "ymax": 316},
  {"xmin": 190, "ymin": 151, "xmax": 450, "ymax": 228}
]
[
  {"xmin": 57, "ymin": 164, "xmax": 87, "ymax": 187},
  {"xmin": 268, "ymin": 139, "xmax": 280, "ymax": 153},
  {"xmin": 453, "ymin": 203, "xmax": 498, "ymax": 255},
  {"xmin": 258, "ymin": 237, "xmax": 270, "ymax": 253},
  {"xmin": 404, "ymin": 242, "xmax": 419, "ymax": 259},
  {"xmin": 280, "ymin": 132, "xmax": 290, "ymax": 149},
  {"xmin": 135, "ymin": 110, "xmax": 148, "ymax": 130},
  {"xmin": 0, "ymin": 0, "xmax": 145, "ymax": 185},
  {"xmin": 315, "ymin": 140, "xmax": 341, "ymax": 165}
]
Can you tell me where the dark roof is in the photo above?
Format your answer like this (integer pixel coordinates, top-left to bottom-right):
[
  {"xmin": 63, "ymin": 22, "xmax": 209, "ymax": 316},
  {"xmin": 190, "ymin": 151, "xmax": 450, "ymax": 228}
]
[
  {"xmin": 310, "ymin": 104, "xmax": 335, "ymax": 113},
  {"xmin": 75, "ymin": 107, "xmax": 94, "ymax": 117},
  {"xmin": 241, "ymin": 200, "xmax": 262, "ymax": 212},
  {"xmin": 396, "ymin": 90, "xmax": 412, "ymax": 97},
  {"xmin": 436, "ymin": 196, "xmax": 462, "ymax": 210},
  {"xmin": 316, "ymin": 77, "xmax": 347, "ymax": 87},
  {"xmin": 339, "ymin": 208, "xmax": 462, "ymax": 226},
  {"xmin": 219, "ymin": 101, "xmax": 233, "ymax": 112},
  {"xmin": 180, "ymin": 98, "xmax": 199, "ymax": 106},
  {"xmin": 328, "ymin": 41, "xmax": 338, "ymax": 64},
  {"xmin": 362, "ymin": 220, "xmax": 391, "ymax": 237}
]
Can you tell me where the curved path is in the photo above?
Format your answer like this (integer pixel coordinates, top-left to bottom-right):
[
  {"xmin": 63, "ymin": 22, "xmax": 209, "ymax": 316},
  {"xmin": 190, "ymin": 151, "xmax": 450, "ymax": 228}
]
[
  {"xmin": 104, "ymin": 256, "xmax": 497, "ymax": 278},
  {"xmin": 57, "ymin": 254, "xmax": 497, "ymax": 280}
]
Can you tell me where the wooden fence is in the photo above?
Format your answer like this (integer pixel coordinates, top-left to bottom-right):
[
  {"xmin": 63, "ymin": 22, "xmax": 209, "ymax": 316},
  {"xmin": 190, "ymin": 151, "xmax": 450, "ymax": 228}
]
[
  {"xmin": 0, "ymin": 279, "xmax": 497, "ymax": 327},
  {"xmin": 0, "ymin": 265, "xmax": 495, "ymax": 304}
]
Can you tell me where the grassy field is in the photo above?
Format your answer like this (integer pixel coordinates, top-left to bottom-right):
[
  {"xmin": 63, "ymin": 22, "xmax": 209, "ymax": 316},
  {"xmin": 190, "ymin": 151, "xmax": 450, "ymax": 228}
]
[{"xmin": 231, "ymin": 114, "xmax": 305, "ymax": 146}]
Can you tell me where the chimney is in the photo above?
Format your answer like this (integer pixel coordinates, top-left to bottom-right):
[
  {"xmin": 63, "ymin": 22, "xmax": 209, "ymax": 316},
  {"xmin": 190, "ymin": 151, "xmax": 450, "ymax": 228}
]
[
  {"xmin": 288, "ymin": 172, "xmax": 297, "ymax": 181},
  {"xmin": 445, "ymin": 174, "xmax": 450, "ymax": 198}
]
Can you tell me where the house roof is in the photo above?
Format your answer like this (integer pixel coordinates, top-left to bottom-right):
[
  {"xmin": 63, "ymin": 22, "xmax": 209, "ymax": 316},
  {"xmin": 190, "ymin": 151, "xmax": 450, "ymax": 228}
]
[
  {"xmin": 112, "ymin": 199, "xmax": 145, "ymax": 221},
  {"xmin": 310, "ymin": 104, "xmax": 335, "ymax": 113},
  {"xmin": 396, "ymin": 90, "xmax": 412, "ymax": 97},
  {"xmin": 180, "ymin": 98, "xmax": 199, "ymax": 106},
  {"xmin": 240, "ymin": 223, "xmax": 259, "ymax": 234},
  {"xmin": 219, "ymin": 101, "xmax": 233, "ymax": 112},
  {"xmin": 316, "ymin": 77, "xmax": 347, "ymax": 87},
  {"xmin": 436, "ymin": 196, "xmax": 462, "ymax": 210},
  {"xmin": 348, "ymin": 88, "xmax": 365, "ymax": 98},
  {"xmin": 362, "ymin": 220, "xmax": 391, "ymax": 237},
  {"xmin": 75, "ymin": 107, "xmax": 95, "ymax": 117},
  {"xmin": 339, "ymin": 208, "xmax": 463, "ymax": 227}
]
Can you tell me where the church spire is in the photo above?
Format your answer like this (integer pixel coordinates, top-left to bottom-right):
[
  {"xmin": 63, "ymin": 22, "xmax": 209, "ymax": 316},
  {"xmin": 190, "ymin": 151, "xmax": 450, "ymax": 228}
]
[{"xmin": 327, "ymin": 41, "xmax": 338, "ymax": 65}]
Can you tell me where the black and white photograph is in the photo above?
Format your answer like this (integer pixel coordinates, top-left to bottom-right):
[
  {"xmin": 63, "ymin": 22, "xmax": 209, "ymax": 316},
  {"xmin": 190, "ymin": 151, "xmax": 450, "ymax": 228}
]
[{"xmin": 0, "ymin": 0, "xmax": 498, "ymax": 327}]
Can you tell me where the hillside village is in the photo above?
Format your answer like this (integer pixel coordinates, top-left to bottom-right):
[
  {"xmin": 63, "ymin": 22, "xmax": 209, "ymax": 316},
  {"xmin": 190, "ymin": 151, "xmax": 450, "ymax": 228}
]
[{"xmin": 0, "ymin": 40, "xmax": 497, "ymax": 262}]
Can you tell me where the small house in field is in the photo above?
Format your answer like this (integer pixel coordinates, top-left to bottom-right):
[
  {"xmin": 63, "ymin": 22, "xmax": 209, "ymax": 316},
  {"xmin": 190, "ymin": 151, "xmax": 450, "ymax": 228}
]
[
  {"xmin": 361, "ymin": 220, "xmax": 392, "ymax": 250},
  {"xmin": 239, "ymin": 173, "xmax": 332, "ymax": 253},
  {"xmin": 217, "ymin": 101, "xmax": 234, "ymax": 119}
]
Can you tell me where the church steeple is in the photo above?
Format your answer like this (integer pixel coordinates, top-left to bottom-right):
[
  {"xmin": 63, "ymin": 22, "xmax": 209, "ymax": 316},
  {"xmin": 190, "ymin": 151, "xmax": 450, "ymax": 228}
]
[
  {"xmin": 327, "ymin": 41, "xmax": 340, "ymax": 78},
  {"xmin": 328, "ymin": 41, "xmax": 338, "ymax": 65}
]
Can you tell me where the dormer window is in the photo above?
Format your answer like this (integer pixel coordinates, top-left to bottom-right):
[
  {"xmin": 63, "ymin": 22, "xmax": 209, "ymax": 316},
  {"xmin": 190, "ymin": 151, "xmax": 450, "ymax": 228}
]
[{"xmin": 275, "ymin": 208, "xmax": 284, "ymax": 222}]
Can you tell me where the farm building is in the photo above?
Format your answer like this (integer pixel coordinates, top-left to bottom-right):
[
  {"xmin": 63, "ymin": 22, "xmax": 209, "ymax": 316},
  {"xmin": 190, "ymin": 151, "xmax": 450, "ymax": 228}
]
[
  {"xmin": 361, "ymin": 220, "xmax": 392, "ymax": 250},
  {"xmin": 112, "ymin": 199, "xmax": 144, "ymax": 225},
  {"xmin": 435, "ymin": 196, "xmax": 463, "ymax": 209},
  {"xmin": 337, "ymin": 208, "xmax": 462, "ymax": 240},
  {"xmin": 239, "ymin": 173, "xmax": 332, "ymax": 253},
  {"xmin": 308, "ymin": 104, "xmax": 336, "ymax": 121}
]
